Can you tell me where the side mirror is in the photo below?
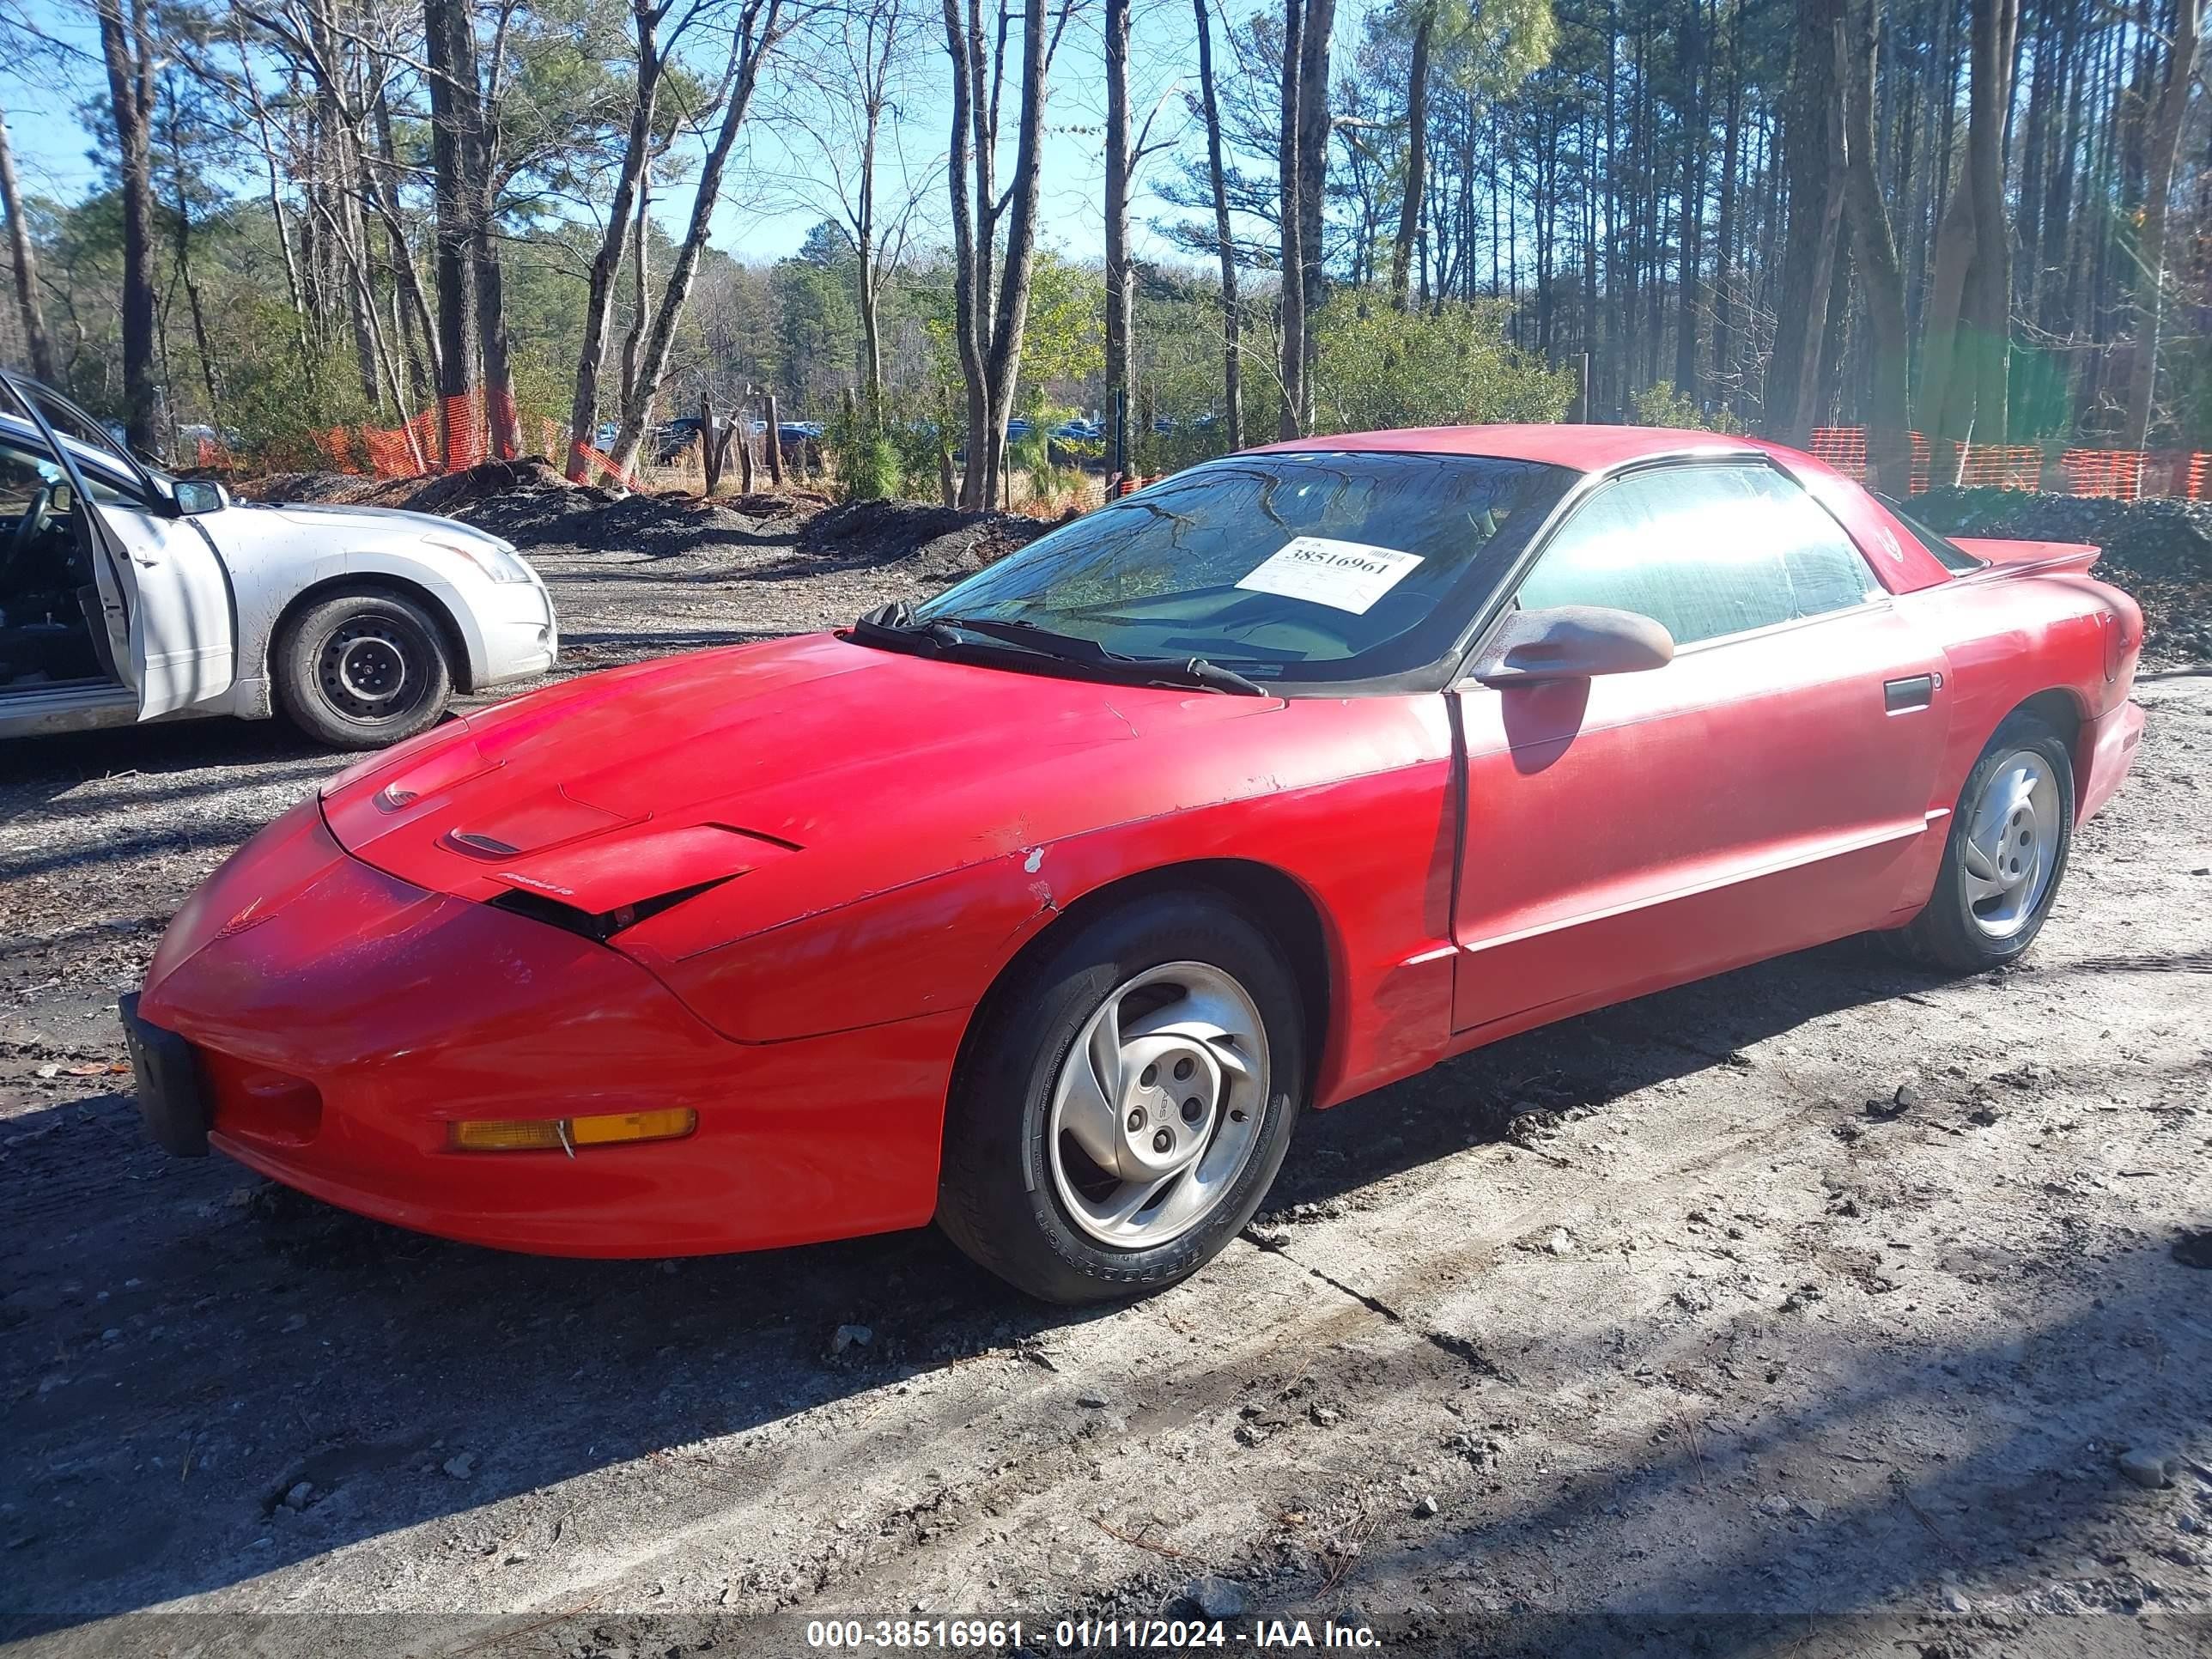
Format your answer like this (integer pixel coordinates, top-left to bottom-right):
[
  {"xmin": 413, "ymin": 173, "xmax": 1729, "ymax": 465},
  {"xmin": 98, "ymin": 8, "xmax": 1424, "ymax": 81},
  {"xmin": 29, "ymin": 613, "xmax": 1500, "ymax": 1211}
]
[
  {"xmin": 173, "ymin": 479, "xmax": 228, "ymax": 516},
  {"xmin": 1470, "ymin": 605, "xmax": 1675, "ymax": 686}
]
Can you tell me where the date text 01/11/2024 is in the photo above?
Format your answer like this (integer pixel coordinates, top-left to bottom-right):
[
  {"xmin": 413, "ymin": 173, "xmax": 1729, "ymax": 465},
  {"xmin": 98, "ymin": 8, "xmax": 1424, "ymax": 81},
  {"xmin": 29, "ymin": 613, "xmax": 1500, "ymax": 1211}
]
[{"xmin": 805, "ymin": 1618, "xmax": 1387, "ymax": 1649}]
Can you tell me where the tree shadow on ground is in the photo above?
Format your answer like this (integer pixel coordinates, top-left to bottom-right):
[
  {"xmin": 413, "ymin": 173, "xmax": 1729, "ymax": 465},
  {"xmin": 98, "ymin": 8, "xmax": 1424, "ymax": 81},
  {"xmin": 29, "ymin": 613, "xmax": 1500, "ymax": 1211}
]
[{"xmin": 1, "ymin": 935, "xmax": 2199, "ymax": 1644}]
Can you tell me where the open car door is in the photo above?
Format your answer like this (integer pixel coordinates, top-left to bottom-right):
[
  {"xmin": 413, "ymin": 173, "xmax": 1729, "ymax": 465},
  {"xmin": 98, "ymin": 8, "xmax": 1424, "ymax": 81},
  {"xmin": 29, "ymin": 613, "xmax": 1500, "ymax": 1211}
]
[{"xmin": 2, "ymin": 373, "xmax": 226, "ymax": 720}]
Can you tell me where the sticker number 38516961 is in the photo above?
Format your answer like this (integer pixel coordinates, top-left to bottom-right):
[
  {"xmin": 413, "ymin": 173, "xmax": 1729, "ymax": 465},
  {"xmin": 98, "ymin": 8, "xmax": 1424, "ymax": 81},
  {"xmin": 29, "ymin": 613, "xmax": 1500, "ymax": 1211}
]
[{"xmin": 1234, "ymin": 536, "xmax": 1425, "ymax": 615}]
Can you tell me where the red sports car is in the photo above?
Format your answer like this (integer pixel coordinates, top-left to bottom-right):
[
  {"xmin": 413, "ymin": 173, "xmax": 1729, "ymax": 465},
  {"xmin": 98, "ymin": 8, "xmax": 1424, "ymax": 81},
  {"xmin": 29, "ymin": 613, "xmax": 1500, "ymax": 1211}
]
[{"xmin": 123, "ymin": 426, "xmax": 2145, "ymax": 1302}]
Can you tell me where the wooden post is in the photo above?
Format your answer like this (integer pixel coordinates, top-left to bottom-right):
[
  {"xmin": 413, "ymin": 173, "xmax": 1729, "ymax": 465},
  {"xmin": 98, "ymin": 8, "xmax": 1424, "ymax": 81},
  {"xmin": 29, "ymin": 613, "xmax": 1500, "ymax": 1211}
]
[
  {"xmin": 701, "ymin": 391, "xmax": 722, "ymax": 499},
  {"xmin": 937, "ymin": 384, "xmax": 957, "ymax": 506},
  {"xmin": 764, "ymin": 392, "xmax": 787, "ymax": 486},
  {"xmin": 1575, "ymin": 352, "xmax": 1591, "ymax": 422}
]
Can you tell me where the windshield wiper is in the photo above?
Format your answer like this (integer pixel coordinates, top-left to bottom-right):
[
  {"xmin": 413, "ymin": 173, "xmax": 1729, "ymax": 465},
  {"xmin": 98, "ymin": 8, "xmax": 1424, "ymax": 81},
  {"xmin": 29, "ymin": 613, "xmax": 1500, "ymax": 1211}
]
[
  {"xmin": 932, "ymin": 615, "xmax": 1269, "ymax": 696},
  {"xmin": 851, "ymin": 605, "xmax": 1268, "ymax": 696}
]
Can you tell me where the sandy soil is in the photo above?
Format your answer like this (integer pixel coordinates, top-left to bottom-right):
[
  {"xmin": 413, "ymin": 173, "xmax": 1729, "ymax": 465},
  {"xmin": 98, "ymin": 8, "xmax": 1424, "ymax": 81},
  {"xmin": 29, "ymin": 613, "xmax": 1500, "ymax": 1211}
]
[{"xmin": 2, "ymin": 503, "xmax": 2209, "ymax": 1658}]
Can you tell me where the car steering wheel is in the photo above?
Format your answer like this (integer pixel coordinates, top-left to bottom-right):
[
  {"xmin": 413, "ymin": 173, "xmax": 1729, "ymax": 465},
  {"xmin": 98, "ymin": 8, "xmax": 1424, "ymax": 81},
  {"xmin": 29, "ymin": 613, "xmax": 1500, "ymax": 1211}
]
[{"xmin": 3, "ymin": 483, "xmax": 55, "ymax": 582}]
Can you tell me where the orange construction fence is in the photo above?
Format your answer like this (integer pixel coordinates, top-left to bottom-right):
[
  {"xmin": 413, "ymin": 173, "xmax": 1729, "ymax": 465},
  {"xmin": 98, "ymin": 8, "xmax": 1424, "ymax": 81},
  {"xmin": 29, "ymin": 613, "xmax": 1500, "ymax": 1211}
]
[
  {"xmin": 1808, "ymin": 428, "xmax": 2212, "ymax": 500},
  {"xmin": 306, "ymin": 388, "xmax": 538, "ymax": 481}
]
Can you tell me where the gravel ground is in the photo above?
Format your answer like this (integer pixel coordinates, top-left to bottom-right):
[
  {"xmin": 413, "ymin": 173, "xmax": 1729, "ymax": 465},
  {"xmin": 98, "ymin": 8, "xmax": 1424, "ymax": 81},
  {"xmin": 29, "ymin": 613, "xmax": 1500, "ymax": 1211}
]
[{"xmin": 2, "ymin": 501, "xmax": 2209, "ymax": 1658}]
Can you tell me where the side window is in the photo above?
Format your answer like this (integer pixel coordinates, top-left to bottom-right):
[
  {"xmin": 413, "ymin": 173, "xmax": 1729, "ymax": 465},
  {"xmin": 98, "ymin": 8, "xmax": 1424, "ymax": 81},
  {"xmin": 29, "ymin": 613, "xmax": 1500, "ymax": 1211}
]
[
  {"xmin": 0, "ymin": 437, "xmax": 52, "ymax": 518},
  {"xmin": 1516, "ymin": 465, "xmax": 1878, "ymax": 647}
]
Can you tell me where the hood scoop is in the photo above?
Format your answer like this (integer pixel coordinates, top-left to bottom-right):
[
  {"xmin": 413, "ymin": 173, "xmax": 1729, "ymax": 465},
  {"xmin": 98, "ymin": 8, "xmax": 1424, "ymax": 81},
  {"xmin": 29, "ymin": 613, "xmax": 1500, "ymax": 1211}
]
[{"xmin": 486, "ymin": 822, "xmax": 796, "ymax": 915}]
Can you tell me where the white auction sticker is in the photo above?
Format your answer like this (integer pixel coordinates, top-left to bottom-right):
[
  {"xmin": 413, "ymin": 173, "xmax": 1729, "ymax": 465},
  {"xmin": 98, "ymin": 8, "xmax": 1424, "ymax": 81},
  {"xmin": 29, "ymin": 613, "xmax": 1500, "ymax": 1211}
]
[{"xmin": 1234, "ymin": 537, "xmax": 1425, "ymax": 615}]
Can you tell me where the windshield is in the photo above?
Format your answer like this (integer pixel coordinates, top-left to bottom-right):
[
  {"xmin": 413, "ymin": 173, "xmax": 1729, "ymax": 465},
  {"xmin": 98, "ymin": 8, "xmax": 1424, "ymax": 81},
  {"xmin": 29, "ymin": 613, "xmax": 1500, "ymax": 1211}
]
[{"xmin": 913, "ymin": 451, "xmax": 1577, "ymax": 683}]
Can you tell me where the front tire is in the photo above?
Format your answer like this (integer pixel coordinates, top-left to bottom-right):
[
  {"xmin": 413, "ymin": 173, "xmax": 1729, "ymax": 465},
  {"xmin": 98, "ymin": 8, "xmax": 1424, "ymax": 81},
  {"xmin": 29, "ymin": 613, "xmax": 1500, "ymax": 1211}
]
[
  {"xmin": 1892, "ymin": 711, "xmax": 2075, "ymax": 972},
  {"xmin": 937, "ymin": 892, "xmax": 1306, "ymax": 1304},
  {"xmin": 274, "ymin": 590, "xmax": 453, "ymax": 750}
]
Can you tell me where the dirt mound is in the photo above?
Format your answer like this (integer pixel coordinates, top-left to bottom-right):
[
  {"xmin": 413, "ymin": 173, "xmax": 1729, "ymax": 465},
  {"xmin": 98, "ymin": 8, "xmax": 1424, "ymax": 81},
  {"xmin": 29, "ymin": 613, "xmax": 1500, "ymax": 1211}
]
[
  {"xmin": 247, "ymin": 471, "xmax": 389, "ymax": 505},
  {"xmin": 401, "ymin": 457, "xmax": 577, "ymax": 516},
  {"xmin": 1914, "ymin": 488, "xmax": 2212, "ymax": 666},
  {"xmin": 246, "ymin": 462, "xmax": 841, "ymax": 557},
  {"xmin": 1913, "ymin": 488, "xmax": 2212, "ymax": 580},
  {"xmin": 798, "ymin": 497, "xmax": 1052, "ymax": 579}
]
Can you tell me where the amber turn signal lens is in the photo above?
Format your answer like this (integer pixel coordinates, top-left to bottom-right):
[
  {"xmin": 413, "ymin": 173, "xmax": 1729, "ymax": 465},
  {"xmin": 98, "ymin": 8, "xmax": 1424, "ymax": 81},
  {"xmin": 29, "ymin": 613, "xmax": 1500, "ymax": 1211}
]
[
  {"xmin": 449, "ymin": 1118, "xmax": 565, "ymax": 1152},
  {"xmin": 448, "ymin": 1109, "xmax": 696, "ymax": 1152},
  {"xmin": 568, "ymin": 1108, "xmax": 696, "ymax": 1146}
]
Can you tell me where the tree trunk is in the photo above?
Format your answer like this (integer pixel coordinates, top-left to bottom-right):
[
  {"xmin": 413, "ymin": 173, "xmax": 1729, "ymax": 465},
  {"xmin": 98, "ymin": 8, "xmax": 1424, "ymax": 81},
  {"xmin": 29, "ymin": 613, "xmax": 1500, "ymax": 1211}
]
[
  {"xmin": 0, "ymin": 107, "xmax": 56, "ymax": 382},
  {"xmin": 1193, "ymin": 0, "xmax": 1241, "ymax": 450},
  {"xmin": 1103, "ymin": 0, "xmax": 1133, "ymax": 475},
  {"xmin": 95, "ymin": 0, "xmax": 158, "ymax": 451},
  {"xmin": 1765, "ymin": 0, "xmax": 1841, "ymax": 436},
  {"xmin": 451, "ymin": 8, "xmax": 519, "ymax": 461},
  {"xmin": 979, "ymin": 0, "xmax": 1054, "ymax": 487},
  {"xmin": 564, "ymin": 4, "xmax": 661, "ymax": 479},
  {"xmin": 1710, "ymin": 21, "xmax": 1741, "ymax": 414},
  {"xmin": 1293, "ymin": 0, "xmax": 1334, "ymax": 426},
  {"xmin": 1673, "ymin": 0, "xmax": 1707, "ymax": 400},
  {"xmin": 1918, "ymin": 0, "xmax": 2017, "ymax": 459},
  {"xmin": 1839, "ymin": 0, "xmax": 1911, "ymax": 494},
  {"xmin": 424, "ymin": 0, "xmax": 478, "ymax": 465},
  {"xmin": 1277, "ymin": 0, "xmax": 1304, "ymax": 439},
  {"xmin": 942, "ymin": 0, "xmax": 992, "ymax": 504},
  {"xmin": 609, "ymin": 1, "xmax": 783, "ymax": 480},
  {"xmin": 1389, "ymin": 3, "xmax": 1434, "ymax": 312},
  {"xmin": 2123, "ymin": 0, "xmax": 2201, "ymax": 450},
  {"xmin": 370, "ymin": 86, "xmax": 440, "ymax": 401}
]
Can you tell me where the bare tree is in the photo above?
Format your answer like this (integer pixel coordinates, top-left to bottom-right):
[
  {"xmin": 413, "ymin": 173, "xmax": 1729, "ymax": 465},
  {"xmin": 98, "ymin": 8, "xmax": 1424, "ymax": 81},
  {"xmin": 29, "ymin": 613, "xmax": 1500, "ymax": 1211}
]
[
  {"xmin": 2124, "ymin": 0, "xmax": 2203, "ymax": 451},
  {"xmin": 0, "ymin": 106, "xmax": 56, "ymax": 381},
  {"xmin": 606, "ymin": 0, "xmax": 793, "ymax": 478},
  {"xmin": 940, "ymin": 0, "xmax": 1077, "ymax": 507},
  {"xmin": 780, "ymin": 0, "xmax": 933, "ymax": 414},
  {"xmin": 565, "ymin": 0, "xmax": 690, "ymax": 477}
]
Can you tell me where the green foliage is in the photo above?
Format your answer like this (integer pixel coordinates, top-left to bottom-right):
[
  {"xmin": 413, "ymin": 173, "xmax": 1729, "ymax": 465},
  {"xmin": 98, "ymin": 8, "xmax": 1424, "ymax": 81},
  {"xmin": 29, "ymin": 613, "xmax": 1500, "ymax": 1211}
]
[
  {"xmin": 1015, "ymin": 253, "xmax": 1106, "ymax": 397},
  {"xmin": 1308, "ymin": 295, "xmax": 1574, "ymax": 434},
  {"xmin": 836, "ymin": 430, "xmax": 903, "ymax": 501},
  {"xmin": 1630, "ymin": 380, "xmax": 1741, "ymax": 433}
]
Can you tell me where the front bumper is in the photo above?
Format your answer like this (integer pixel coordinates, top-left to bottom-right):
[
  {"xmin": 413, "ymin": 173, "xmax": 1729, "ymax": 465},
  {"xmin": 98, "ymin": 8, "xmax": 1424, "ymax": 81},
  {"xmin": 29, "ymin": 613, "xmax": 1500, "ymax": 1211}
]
[
  {"xmin": 131, "ymin": 804, "xmax": 957, "ymax": 1256},
  {"xmin": 473, "ymin": 577, "xmax": 559, "ymax": 687}
]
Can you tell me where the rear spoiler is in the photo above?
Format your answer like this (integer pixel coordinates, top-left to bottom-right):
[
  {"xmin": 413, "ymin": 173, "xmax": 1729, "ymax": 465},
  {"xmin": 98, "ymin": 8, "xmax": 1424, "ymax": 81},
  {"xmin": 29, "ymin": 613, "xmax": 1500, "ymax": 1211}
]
[{"xmin": 1951, "ymin": 537, "xmax": 2101, "ymax": 577}]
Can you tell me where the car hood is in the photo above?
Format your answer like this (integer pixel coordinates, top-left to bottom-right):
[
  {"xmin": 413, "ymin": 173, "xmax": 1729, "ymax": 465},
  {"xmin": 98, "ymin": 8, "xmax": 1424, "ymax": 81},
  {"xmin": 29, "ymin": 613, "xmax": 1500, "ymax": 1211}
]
[
  {"xmin": 321, "ymin": 632, "xmax": 1283, "ymax": 938},
  {"xmin": 218, "ymin": 500, "xmax": 520, "ymax": 552}
]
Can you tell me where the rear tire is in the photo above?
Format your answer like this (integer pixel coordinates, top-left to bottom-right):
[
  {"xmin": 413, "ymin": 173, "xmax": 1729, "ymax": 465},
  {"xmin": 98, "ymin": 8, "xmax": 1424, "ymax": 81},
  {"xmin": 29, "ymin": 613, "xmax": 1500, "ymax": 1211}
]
[
  {"xmin": 1889, "ymin": 711, "xmax": 2075, "ymax": 973},
  {"xmin": 937, "ymin": 891, "xmax": 1305, "ymax": 1304},
  {"xmin": 274, "ymin": 590, "xmax": 453, "ymax": 750}
]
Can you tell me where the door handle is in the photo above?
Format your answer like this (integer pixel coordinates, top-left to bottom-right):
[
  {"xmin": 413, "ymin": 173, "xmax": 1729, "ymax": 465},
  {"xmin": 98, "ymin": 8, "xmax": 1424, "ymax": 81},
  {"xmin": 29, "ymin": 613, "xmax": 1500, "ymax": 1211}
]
[{"xmin": 1884, "ymin": 673, "xmax": 1936, "ymax": 713}]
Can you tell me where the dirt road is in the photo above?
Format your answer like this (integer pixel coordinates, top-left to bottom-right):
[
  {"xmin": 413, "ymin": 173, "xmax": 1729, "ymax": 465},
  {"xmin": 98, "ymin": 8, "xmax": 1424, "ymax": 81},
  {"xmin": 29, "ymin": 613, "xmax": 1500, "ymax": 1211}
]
[{"xmin": 3, "ymin": 520, "xmax": 2209, "ymax": 1657}]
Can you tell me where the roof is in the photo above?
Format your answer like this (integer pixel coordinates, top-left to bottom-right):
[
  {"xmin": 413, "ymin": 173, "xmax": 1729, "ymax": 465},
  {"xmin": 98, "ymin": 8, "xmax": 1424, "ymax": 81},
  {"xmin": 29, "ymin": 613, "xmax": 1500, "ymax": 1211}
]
[{"xmin": 1249, "ymin": 422, "xmax": 1772, "ymax": 472}]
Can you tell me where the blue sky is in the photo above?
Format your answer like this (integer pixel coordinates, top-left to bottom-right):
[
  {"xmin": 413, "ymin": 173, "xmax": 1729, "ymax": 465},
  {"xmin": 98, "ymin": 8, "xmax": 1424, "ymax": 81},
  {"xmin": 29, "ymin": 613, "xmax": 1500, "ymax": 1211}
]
[{"xmin": 0, "ymin": 0, "xmax": 1267, "ymax": 271}]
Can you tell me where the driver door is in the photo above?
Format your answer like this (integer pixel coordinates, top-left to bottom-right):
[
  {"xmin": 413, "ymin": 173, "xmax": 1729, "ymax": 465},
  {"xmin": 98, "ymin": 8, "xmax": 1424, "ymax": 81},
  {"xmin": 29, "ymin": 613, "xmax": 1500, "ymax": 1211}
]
[{"xmin": 3, "ymin": 375, "xmax": 232, "ymax": 720}]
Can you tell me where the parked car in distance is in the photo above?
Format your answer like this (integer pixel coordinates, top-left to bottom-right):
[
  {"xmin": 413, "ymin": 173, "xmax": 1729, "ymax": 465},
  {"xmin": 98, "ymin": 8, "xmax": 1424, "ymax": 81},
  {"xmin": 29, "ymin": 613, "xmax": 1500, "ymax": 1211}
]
[
  {"xmin": 653, "ymin": 416, "xmax": 730, "ymax": 463},
  {"xmin": 0, "ymin": 370, "xmax": 558, "ymax": 748},
  {"xmin": 123, "ymin": 425, "xmax": 2142, "ymax": 1303}
]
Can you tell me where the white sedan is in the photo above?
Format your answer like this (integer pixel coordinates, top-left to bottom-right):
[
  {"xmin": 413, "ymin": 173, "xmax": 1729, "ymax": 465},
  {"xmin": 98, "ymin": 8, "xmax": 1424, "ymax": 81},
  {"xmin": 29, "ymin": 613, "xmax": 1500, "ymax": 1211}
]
[{"xmin": 0, "ymin": 371, "xmax": 558, "ymax": 748}]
